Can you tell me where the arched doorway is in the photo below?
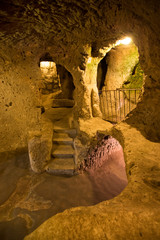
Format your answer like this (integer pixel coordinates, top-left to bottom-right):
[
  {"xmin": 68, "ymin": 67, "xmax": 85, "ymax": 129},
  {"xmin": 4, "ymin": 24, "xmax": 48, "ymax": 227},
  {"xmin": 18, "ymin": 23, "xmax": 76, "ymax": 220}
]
[
  {"xmin": 97, "ymin": 37, "xmax": 144, "ymax": 122},
  {"xmin": 39, "ymin": 54, "xmax": 75, "ymax": 109}
]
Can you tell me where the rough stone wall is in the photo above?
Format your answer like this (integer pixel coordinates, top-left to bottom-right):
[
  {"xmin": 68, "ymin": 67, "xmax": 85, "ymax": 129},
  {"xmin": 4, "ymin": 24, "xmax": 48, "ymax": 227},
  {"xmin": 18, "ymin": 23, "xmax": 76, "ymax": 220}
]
[
  {"xmin": 56, "ymin": 65, "xmax": 75, "ymax": 99},
  {"xmin": 104, "ymin": 44, "xmax": 139, "ymax": 90},
  {"xmin": 96, "ymin": 57, "xmax": 108, "ymax": 90},
  {"xmin": 24, "ymin": 122, "xmax": 160, "ymax": 240},
  {"xmin": 0, "ymin": 45, "xmax": 42, "ymax": 152},
  {"xmin": 80, "ymin": 136, "xmax": 124, "ymax": 171},
  {"xmin": 0, "ymin": 0, "xmax": 160, "ymax": 239},
  {"xmin": 71, "ymin": 50, "xmax": 104, "ymax": 119},
  {"xmin": 0, "ymin": 0, "xmax": 160, "ymax": 141}
]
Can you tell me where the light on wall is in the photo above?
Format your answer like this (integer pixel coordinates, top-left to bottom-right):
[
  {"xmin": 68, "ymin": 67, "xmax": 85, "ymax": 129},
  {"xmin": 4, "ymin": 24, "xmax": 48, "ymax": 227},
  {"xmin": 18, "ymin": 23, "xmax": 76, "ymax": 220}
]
[
  {"xmin": 115, "ymin": 37, "xmax": 132, "ymax": 46},
  {"xmin": 40, "ymin": 61, "xmax": 57, "ymax": 79},
  {"xmin": 40, "ymin": 61, "xmax": 54, "ymax": 69},
  {"xmin": 87, "ymin": 57, "xmax": 92, "ymax": 63},
  {"xmin": 120, "ymin": 37, "xmax": 132, "ymax": 45}
]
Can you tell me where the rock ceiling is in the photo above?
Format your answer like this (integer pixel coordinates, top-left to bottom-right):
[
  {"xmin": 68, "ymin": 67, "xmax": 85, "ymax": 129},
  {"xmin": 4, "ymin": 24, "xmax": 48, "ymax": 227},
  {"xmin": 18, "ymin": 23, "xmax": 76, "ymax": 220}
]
[{"xmin": 0, "ymin": 0, "xmax": 159, "ymax": 50}]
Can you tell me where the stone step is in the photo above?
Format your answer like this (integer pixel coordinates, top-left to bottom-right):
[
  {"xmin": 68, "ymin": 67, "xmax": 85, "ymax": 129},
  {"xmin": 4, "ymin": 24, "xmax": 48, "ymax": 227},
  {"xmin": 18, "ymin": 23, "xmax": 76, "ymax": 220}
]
[
  {"xmin": 53, "ymin": 138, "xmax": 73, "ymax": 145},
  {"xmin": 53, "ymin": 132, "xmax": 70, "ymax": 138},
  {"xmin": 53, "ymin": 128, "xmax": 77, "ymax": 138},
  {"xmin": 53, "ymin": 132, "xmax": 73, "ymax": 144},
  {"xmin": 45, "ymin": 158, "xmax": 75, "ymax": 175},
  {"xmin": 52, "ymin": 99, "xmax": 74, "ymax": 108},
  {"xmin": 52, "ymin": 144, "xmax": 74, "ymax": 158}
]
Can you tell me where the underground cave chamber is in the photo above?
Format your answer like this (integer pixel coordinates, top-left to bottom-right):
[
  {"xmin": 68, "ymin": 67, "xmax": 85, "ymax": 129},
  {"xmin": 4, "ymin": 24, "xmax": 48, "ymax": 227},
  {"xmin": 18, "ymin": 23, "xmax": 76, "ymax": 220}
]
[
  {"xmin": 97, "ymin": 37, "xmax": 144, "ymax": 123},
  {"xmin": 0, "ymin": 0, "xmax": 160, "ymax": 238},
  {"xmin": 23, "ymin": 43, "xmax": 129, "ymax": 236}
]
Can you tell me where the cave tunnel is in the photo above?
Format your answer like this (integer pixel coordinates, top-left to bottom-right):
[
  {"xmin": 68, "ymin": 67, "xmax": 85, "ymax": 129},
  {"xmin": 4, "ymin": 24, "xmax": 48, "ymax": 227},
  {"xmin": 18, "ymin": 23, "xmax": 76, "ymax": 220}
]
[
  {"xmin": 0, "ymin": 0, "xmax": 160, "ymax": 239},
  {"xmin": 39, "ymin": 54, "xmax": 75, "ymax": 110},
  {"xmin": 97, "ymin": 37, "xmax": 144, "ymax": 123}
]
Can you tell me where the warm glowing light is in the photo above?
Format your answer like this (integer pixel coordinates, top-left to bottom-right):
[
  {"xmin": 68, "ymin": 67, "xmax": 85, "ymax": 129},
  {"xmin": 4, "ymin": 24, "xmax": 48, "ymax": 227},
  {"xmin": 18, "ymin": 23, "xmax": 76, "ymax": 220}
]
[
  {"xmin": 40, "ymin": 61, "xmax": 54, "ymax": 68},
  {"xmin": 115, "ymin": 37, "xmax": 132, "ymax": 46},
  {"xmin": 121, "ymin": 37, "xmax": 132, "ymax": 45},
  {"xmin": 87, "ymin": 57, "xmax": 92, "ymax": 63},
  {"xmin": 40, "ymin": 61, "xmax": 57, "ymax": 80}
]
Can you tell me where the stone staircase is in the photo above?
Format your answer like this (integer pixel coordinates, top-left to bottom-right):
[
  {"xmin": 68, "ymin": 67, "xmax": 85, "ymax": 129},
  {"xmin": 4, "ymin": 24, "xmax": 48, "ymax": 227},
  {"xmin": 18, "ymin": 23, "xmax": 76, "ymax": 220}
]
[
  {"xmin": 52, "ymin": 99, "xmax": 74, "ymax": 108},
  {"xmin": 46, "ymin": 128, "xmax": 77, "ymax": 175}
]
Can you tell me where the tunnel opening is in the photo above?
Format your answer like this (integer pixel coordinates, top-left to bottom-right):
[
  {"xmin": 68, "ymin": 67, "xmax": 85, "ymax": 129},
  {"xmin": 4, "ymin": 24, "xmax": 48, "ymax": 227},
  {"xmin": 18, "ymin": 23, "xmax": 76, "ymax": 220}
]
[
  {"xmin": 97, "ymin": 37, "xmax": 145, "ymax": 123},
  {"xmin": 51, "ymin": 64, "xmax": 75, "ymax": 108},
  {"xmin": 39, "ymin": 54, "xmax": 75, "ymax": 109},
  {"xmin": 39, "ymin": 53, "xmax": 61, "ymax": 95}
]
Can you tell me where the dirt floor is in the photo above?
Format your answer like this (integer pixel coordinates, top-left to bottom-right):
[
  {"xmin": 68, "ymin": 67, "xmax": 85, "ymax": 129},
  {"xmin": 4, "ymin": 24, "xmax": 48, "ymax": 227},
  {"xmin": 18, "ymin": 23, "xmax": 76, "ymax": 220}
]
[{"xmin": 0, "ymin": 148, "xmax": 127, "ymax": 240}]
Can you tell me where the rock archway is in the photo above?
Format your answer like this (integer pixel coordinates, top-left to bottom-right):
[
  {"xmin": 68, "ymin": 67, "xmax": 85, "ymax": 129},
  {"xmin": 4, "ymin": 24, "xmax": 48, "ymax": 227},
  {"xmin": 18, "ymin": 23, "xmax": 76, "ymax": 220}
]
[{"xmin": 96, "ymin": 40, "xmax": 144, "ymax": 123}]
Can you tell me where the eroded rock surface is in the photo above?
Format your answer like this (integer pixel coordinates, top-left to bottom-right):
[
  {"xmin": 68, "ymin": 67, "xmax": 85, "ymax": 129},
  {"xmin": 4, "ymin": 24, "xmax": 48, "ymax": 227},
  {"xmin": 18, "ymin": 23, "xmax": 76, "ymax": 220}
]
[
  {"xmin": 0, "ymin": 0, "xmax": 160, "ymax": 239},
  {"xmin": 24, "ymin": 122, "xmax": 160, "ymax": 240},
  {"xmin": 104, "ymin": 43, "xmax": 139, "ymax": 90},
  {"xmin": 0, "ymin": 0, "xmax": 160, "ymax": 145}
]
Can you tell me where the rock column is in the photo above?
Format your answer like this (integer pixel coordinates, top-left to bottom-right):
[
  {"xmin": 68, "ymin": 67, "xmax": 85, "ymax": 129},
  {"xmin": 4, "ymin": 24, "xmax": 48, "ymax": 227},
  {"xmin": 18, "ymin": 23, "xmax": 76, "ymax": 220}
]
[{"xmin": 72, "ymin": 57, "xmax": 102, "ymax": 120}]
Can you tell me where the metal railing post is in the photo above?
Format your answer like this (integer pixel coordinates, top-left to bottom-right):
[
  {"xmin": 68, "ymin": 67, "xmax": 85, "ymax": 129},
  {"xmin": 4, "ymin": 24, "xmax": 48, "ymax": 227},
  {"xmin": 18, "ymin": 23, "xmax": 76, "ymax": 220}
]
[
  {"xmin": 114, "ymin": 90, "xmax": 117, "ymax": 122},
  {"xmin": 109, "ymin": 91, "xmax": 113, "ymax": 121},
  {"xmin": 99, "ymin": 88, "xmax": 141, "ymax": 123},
  {"xmin": 129, "ymin": 89, "xmax": 131, "ymax": 112},
  {"xmin": 135, "ymin": 89, "xmax": 137, "ymax": 104},
  {"xmin": 123, "ymin": 89, "xmax": 125, "ymax": 118}
]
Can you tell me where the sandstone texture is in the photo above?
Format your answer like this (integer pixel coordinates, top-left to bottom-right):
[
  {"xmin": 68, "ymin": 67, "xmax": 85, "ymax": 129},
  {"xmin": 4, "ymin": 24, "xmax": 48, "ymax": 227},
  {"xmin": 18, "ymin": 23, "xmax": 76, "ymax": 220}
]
[
  {"xmin": 0, "ymin": 0, "xmax": 160, "ymax": 239},
  {"xmin": 56, "ymin": 65, "xmax": 75, "ymax": 100},
  {"xmin": 0, "ymin": 0, "xmax": 160, "ymax": 142},
  {"xmin": 0, "ymin": 0, "xmax": 159, "ymax": 145},
  {"xmin": 104, "ymin": 43, "xmax": 139, "ymax": 90},
  {"xmin": 25, "ymin": 122, "xmax": 160, "ymax": 240},
  {"xmin": 28, "ymin": 133, "xmax": 52, "ymax": 173}
]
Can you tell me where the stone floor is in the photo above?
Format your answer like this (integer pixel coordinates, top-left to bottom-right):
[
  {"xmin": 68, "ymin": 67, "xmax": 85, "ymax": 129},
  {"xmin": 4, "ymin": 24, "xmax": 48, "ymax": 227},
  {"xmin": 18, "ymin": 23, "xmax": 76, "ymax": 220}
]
[
  {"xmin": 0, "ymin": 147, "xmax": 127, "ymax": 240},
  {"xmin": 42, "ymin": 107, "xmax": 73, "ymax": 129},
  {"xmin": 25, "ymin": 122, "xmax": 160, "ymax": 240}
]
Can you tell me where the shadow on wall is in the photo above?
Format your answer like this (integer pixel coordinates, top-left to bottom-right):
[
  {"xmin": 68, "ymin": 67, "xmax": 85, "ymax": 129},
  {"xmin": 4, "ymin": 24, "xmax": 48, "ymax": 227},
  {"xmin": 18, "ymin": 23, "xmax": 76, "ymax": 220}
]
[
  {"xmin": 80, "ymin": 136, "xmax": 128, "ymax": 201},
  {"xmin": 97, "ymin": 57, "xmax": 108, "ymax": 91},
  {"xmin": 56, "ymin": 64, "xmax": 75, "ymax": 100}
]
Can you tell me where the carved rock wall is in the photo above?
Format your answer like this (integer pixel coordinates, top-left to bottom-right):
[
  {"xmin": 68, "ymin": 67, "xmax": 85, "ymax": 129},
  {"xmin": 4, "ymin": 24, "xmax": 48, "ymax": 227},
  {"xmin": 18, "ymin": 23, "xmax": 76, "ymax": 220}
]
[
  {"xmin": 56, "ymin": 65, "xmax": 75, "ymax": 99},
  {"xmin": 104, "ymin": 44, "xmax": 139, "ymax": 90},
  {"xmin": 0, "ymin": 0, "xmax": 160, "ymax": 239},
  {"xmin": 0, "ymin": 45, "xmax": 42, "ymax": 152},
  {"xmin": 0, "ymin": 0, "xmax": 160, "ymax": 144}
]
